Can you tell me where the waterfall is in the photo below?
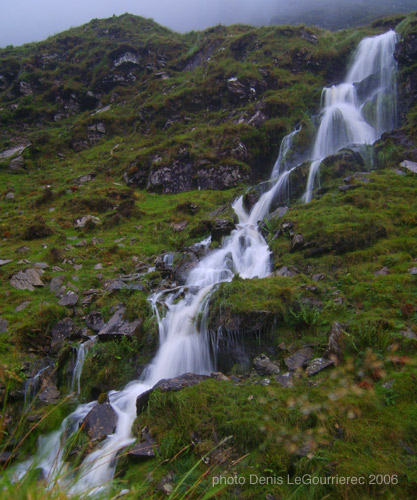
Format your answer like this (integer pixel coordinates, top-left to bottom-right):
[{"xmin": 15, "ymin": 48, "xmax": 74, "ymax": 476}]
[
  {"xmin": 71, "ymin": 337, "xmax": 96, "ymax": 396},
  {"xmin": 11, "ymin": 29, "xmax": 398, "ymax": 497},
  {"xmin": 303, "ymin": 30, "xmax": 398, "ymax": 202}
]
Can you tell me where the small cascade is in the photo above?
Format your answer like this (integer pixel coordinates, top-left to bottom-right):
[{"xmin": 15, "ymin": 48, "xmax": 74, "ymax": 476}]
[
  {"xmin": 71, "ymin": 337, "xmax": 96, "ymax": 396},
  {"xmin": 11, "ymin": 30, "xmax": 399, "ymax": 497},
  {"xmin": 303, "ymin": 30, "xmax": 398, "ymax": 202},
  {"xmin": 23, "ymin": 365, "xmax": 51, "ymax": 404}
]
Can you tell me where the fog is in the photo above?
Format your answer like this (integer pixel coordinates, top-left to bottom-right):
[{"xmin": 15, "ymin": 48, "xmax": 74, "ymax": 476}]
[{"xmin": 0, "ymin": 0, "xmax": 415, "ymax": 47}]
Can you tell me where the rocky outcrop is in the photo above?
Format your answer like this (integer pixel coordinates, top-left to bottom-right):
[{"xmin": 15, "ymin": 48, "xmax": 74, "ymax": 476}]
[
  {"xmin": 253, "ymin": 354, "xmax": 280, "ymax": 376},
  {"xmin": 395, "ymin": 32, "xmax": 417, "ymax": 122},
  {"xmin": 50, "ymin": 318, "xmax": 84, "ymax": 352},
  {"xmin": 284, "ymin": 347, "xmax": 315, "ymax": 371}
]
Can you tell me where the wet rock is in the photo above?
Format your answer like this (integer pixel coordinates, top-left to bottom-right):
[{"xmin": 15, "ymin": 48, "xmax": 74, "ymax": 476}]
[
  {"xmin": 51, "ymin": 318, "xmax": 84, "ymax": 351},
  {"xmin": 81, "ymin": 402, "xmax": 117, "ymax": 441},
  {"xmin": 325, "ymin": 322, "xmax": 345, "ymax": 364},
  {"xmin": 211, "ymin": 219, "xmax": 236, "ymax": 242},
  {"xmin": 86, "ymin": 311, "xmax": 105, "ymax": 332},
  {"xmin": 275, "ymin": 372, "xmax": 294, "ymax": 388},
  {"xmin": 58, "ymin": 291, "xmax": 79, "ymax": 307},
  {"xmin": 284, "ymin": 347, "xmax": 314, "ymax": 371},
  {"xmin": 38, "ymin": 383, "xmax": 60, "ymax": 404},
  {"xmin": 10, "ymin": 268, "xmax": 44, "ymax": 291},
  {"xmin": 243, "ymin": 190, "xmax": 260, "ymax": 212},
  {"xmin": 0, "ymin": 317, "xmax": 8, "ymax": 333},
  {"xmin": 306, "ymin": 358, "xmax": 334, "ymax": 376},
  {"xmin": 290, "ymin": 233, "xmax": 305, "ymax": 252},
  {"xmin": 173, "ymin": 252, "xmax": 199, "ymax": 285},
  {"xmin": 253, "ymin": 354, "xmax": 280, "ymax": 376},
  {"xmin": 98, "ymin": 306, "xmax": 142, "ymax": 340}
]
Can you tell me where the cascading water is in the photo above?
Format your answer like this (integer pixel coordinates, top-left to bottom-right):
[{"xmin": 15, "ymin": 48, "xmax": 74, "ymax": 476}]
[
  {"xmin": 12, "ymin": 29, "xmax": 398, "ymax": 497},
  {"xmin": 303, "ymin": 30, "xmax": 398, "ymax": 202}
]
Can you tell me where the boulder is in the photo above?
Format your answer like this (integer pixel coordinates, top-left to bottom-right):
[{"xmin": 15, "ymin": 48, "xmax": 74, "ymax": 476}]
[
  {"xmin": 284, "ymin": 347, "xmax": 314, "ymax": 371},
  {"xmin": 58, "ymin": 291, "xmax": 79, "ymax": 307},
  {"xmin": 10, "ymin": 268, "xmax": 44, "ymax": 291},
  {"xmin": 400, "ymin": 160, "xmax": 417, "ymax": 174},
  {"xmin": 81, "ymin": 402, "xmax": 117, "ymax": 441},
  {"xmin": 98, "ymin": 306, "xmax": 142, "ymax": 340},
  {"xmin": 253, "ymin": 354, "xmax": 280, "ymax": 376}
]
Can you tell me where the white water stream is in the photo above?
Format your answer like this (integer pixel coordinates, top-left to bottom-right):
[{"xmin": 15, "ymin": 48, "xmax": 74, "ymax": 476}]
[{"xmin": 12, "ymin": 29, "xmax": 398, "ymax": 496}]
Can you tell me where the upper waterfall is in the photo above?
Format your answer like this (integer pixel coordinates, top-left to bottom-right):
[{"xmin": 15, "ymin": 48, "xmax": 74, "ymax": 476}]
[{"xmin": 303, "ymin": 30, "xmax": 398, "ymax": 202}]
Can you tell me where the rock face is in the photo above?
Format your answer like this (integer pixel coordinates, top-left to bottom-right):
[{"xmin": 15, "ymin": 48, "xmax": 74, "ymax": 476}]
[
  {"xmin": 10, "ymin": 268, "xmax": 44, "ymax": 291},
  {"xmin": 81, "ymin": 402, "xmax": 117, "ymax": 441},
  {"xmin": 136, "ymin": 373, "xmax": 209, "ymax": 415},
  {"xmin": 86, "ymin": 311, "xmax": 105, "ymax": 332},
  {"xmin": 98, "ymin": 306, "xmax": 142, "ymax": 340},
  {"xmin": 50, "ymin": 318, "xmax": 84, "ymax": 351}
]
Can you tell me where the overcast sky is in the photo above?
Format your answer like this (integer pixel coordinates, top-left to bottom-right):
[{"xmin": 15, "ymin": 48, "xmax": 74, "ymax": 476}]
[{"xmin": 0, "ymin": 0, "xmax": 284, "ymax": 47}]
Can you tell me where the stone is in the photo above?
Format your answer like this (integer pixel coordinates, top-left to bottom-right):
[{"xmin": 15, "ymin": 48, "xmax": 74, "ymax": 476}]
[
  {"xmin": 74, "ymin": 173, "xmax": 96, "ymax": 185},
  {"xmin": 5, "ymin": 192, "xmax": 14, "ymax": 200},
  {"xmin": 275, "ymin": 372, "xmax": 294, "ymax": 388},
  {"xmin": 284, "ymin": 347, "xmax": 314, "ymax": 371},
  {"xmin": 400, "ymin": 160, "xmax": 417, "ymax": 174},
  {"xmin": 290, "ymin": 233, "xmax": 305, "ymax": 252},
  {"xmin": 409, "ymin": 267, "xmax": 417, "ymax": 275},
  {"xmin": 58, "ymin": 291, "xmax": 79, "ymax": 307},
  {"xmin": 127, "ymin": 427, "xmax": 157, "ymax": 460},
  {"xmin": 275, "ymin": 266, "xmax": 298, "ymax": 277},
  {"xmin": 306, "ymin": 358, "xmax": 334, "ymax": 376},
  {"xmin": 98, "ymin": 306, "xmax": 142, "ymax": 340},
  {"xmin": 38, "ymin": 384, "xmax": 60, "ymax": 404},
  {"xmin": 0, "ymin": 259, "xmax": 12, "ymax": 266},
  {"xmin": 400, "ymin": 329, "xmax": 417, "ymax": 340},
  {"xmin": 10, "ymin": 268, "xmax": 44, "ymax": 291},
  {"xmin": 50, "ymin": 276, "xmax": 64, "ymax": 292},
  {"xmin": 86, "ymin": 311, "xmax": 105, "ymax": 332},
  {"xmin": 81, "ymin": 402, "xmax": 117, "ymax": 441},
  {"xmin": 0, "ymin": 318, "xmax": 8, "ymax": 333},
  {"xmin": 94, "ymin": 263, "xmax": 103, "ymax": 270},
  {"xmin": 0, "ymin": 144, "xmax": 31, "ymax": 160},
  {"xmin": 325, "ymin": 322, "xmax": 345, "ymax": 364},
  {"xmin": 34, "ymin": 262, "xmax": 49, "ymax": 270},
  {"xmin": 104, "ymin": 279, "xmax": 145, "ymax": 293},
  {"xmin": 253, "ymin": 354, "xmax": 280, "ymax": 376}
]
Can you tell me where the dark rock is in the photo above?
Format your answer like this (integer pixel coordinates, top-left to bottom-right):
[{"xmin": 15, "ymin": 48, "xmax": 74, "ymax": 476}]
[
  {"xmin": 98, "ymin": 306, "xmax": 142, "ymax": 340},
  {"xmin": 275, "ymin": 266, "xmax": 298, "ymax": 277},
  {"xmin": 290, "ymin": 233, "xmax": 305, "ymax": 252},
  {"xmin": 338, "ymin": 184, "xmax": 359, "ymax": 192},
  {"xmin": 284, "ymin": 347, "xmax": 314, "ymax": 371},
  {"xmin": 148, "ymin": 162, "xmax": 194, "ymax": 194},
  {"xmin": 104, "ymin": 279, "xmax": 146, "ymax": 293},
  {"xmin": 211, "ymin": 219, "xmax": 236, "ymax": 242},
  {"xmin": 306, "ymin": 358, "xmax": 334, "ymax": 376},
  {"xmin": 275, "ymin": 372, "xmax": 294, "ymax": 388},
  {"xmin": 197, "ymin": 164, "xmax": 249, "ymax": 190},
  {"xmin": 0, "ymin": 452, "xmax": 17, "ymax": 465},
  {"xmin": 128, "ymin": 426, "xmax": 157, "ymax": 460},
  {"xmin": 81, "ymin": 402, "xmax": 117, "ymax": 441},
  {"xmin": 243, "ymin": 190, "xmax": 260, "ymax": 212},
  {"xmin": 58, "ymin": 291, "xmax": 79, "ymax": 307},
  {"xmin": 374, "ymin": 267, "xmax": 389, "ymax": 276},
  {"xmin": 51, "ymin": 318, "xmax": 84, "ymax": 351},
  {"xmin": 38, "ymin": 383, "xmax": 60, "ymax": 404},
  {"xmin": 10, "ymin": 268, "xmax": 44, "ymax": 291},
  {"xmin": 173, "ymin": 252, "xmax": 199, "ymax": 285},
  {"xmin": 86, "ymin": 311, "xmax": 105, "ymax": 332},
  {"xmin": 253, "ymin": 354, "xmax": 280, "ymax": 376},
  {"xmin": 136, "ymin": 388, "xmax": 153, "ymax": 414},
  {"xmin": 227, "ymin": 77, "xmax": 251, "ymax": 100}
]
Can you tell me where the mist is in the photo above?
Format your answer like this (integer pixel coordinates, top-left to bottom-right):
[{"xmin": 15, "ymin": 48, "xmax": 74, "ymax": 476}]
[{"xmin": 0, "ymin": 0, "xmax": 415, "ymax": 47}]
